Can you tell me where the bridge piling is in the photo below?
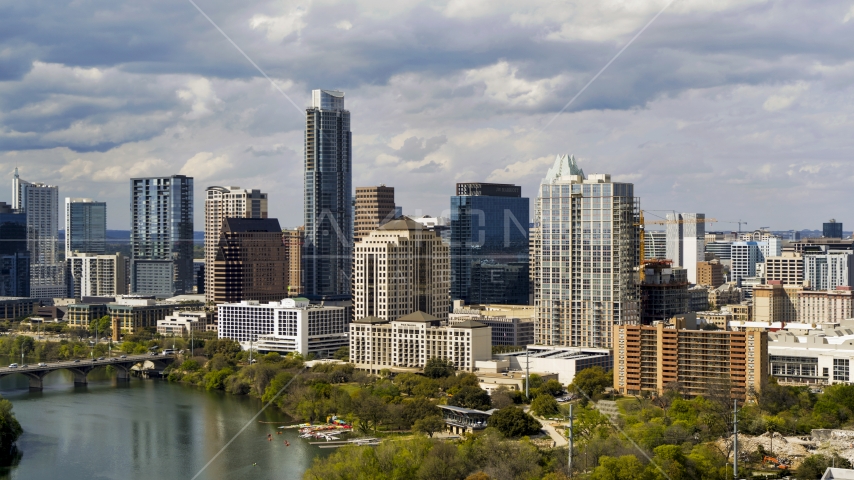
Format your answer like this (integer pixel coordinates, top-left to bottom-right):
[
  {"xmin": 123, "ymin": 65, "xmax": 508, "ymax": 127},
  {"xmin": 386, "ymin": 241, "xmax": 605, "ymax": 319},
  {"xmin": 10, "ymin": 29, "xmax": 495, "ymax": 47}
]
[
  {"xmin": 72, "ymin": 369, "xmax": 89, "ymax": 386},
  {"xmin": 27, "ymin": 374, "xmax": 43, "ymax": 390}
]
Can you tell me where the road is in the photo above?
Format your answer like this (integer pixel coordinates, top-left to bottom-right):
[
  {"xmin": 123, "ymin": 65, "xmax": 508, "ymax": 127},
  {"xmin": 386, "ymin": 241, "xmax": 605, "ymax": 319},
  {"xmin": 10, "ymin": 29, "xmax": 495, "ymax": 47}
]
[{"xmin": 0, "ymin": 354, "xmax": 172, "ymax": 374}]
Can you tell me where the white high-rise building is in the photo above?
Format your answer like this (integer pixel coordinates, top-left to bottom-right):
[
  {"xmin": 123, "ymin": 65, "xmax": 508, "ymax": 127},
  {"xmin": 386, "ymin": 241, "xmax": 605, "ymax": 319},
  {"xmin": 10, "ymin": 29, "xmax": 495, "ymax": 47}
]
[
  {"xmin": 67, "ymin": 252, "xmax": 128, "ymax": 299},
  {"xmin": 534, "ymin": 155, "xmax": 640, "ymax": 349},
  {"xmin": 731, "ymin": 242, "xmax": 761, "ymax": 283},
  {"xmin": 665, "ymin": 212, "xmax": 705, "ymax": 284},
  {"xmin": 204, "ymin": 186, "xmax": 268, "ymax": 303},
  {"xmin": 218, "ymin": 297, "xmax": 348, "ymax": 357},
  {"xmin": 804, "ymin": 251, "xmax": 854, "ymax": 291},
  {"xmin": 14, "ymin": 169, "xmax": 65, "ymax": 298},
  {"xmin": 353, "ymin": 217, "xmax": 449, "ymax": 320}
]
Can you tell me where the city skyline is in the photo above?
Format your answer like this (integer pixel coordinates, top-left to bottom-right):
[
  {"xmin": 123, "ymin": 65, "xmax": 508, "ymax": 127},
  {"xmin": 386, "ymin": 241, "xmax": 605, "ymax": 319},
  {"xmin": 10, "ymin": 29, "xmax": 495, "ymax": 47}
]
[{"xmin": 1, "ymin": 2, "xmax": 853, "ymax": 231}]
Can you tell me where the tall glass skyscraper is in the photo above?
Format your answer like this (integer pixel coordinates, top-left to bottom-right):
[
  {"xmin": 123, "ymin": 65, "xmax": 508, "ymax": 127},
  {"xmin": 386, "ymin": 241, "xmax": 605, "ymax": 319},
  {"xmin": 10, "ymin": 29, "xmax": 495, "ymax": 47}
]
[
  {"xmin": 450, "ymin": 183, "xmax": 529, "ymax": 305},
  {"xmin": 65, "ymin": 198, "xmax": 107, "ymax": 258},
  {"xmin": 14, "ymin": 168, "xmax": 65, "ymax": 298},
  {"xmin": 130, "ymin": 175, "xmax": 194, "ymax": 296},
  {"xmin": 534, "ymin": 155, "xmax": 640, "ymax": 348},
  {"xmin": 0, "ymin": 202, "xmax": 29, "ymax": 297},
  {"xmin": 304, "ymin": 89, "xmax": 352, "ymax": 300}
]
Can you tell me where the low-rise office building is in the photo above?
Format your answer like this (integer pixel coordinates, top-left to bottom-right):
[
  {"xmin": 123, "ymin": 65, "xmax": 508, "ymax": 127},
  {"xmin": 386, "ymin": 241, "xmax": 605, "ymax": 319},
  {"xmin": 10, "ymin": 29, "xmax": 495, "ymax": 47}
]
[
  {"xmin": 349, "ymin": 311, "xmax": 491, "ymax": 372},
  {"xmin": 449, "ymin": 301, "xmax": 535, "ymax": 346},
  {"xmin": 753, "ymin": 282, "xmax": 802, "ymax": 323},
  {"xmin": 218, "ymin": 297, "xmax": 348, "ymax": 357},
  {"xmin": 0, "ymin": 297, "xmax": 37, "ymax": 320},
  {"xmin": 494, "ymin": 345, "xmax": 612, "ymax": 385},
  {"xmin": 769, "ymin": 324, "xmax": 854, "ymax": 385},
  {"xmin": 109, "ymin": 296, "xmax": 203, "ymax": 336},
  {"xmin": 697, "ymin": 260, "xmax": 724, "ymax": 288},
  {"xmin": 765, "ymin": 251, "xmax": 804, "ymax": 285},
  {"xmin": 689, "ymin": 284, "xmax": 710, "ymax": 311},
  {"xmin": 614, "ymin": 318, "xmax": 767, "ymax": 400},
  {"xmin": 157, "ymin": 311, "xmax": 213, "ymax": 336}
]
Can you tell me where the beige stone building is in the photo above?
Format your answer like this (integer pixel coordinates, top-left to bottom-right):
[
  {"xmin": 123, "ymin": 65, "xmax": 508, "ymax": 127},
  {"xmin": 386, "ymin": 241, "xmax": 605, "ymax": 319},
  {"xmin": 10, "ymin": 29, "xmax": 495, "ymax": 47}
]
[
  {"xmin": 353, "ymin": 217, "xmax": 449, "ymax": 320},
  {"xmin": 614, "ymin": 320, "xmax": 767, "ymax": 400},
  {"xmin": 765, "ymin": 251, "xmax": 804, "ymax": 285},
  {"xmin": 282, "ymin": 228, "xmax": 304, "ymax": 296},
  {"xmin": 204, "ymin": 186, "xmax": 268, "ymax": 303},
  {"xmin": 753, "ymin": 281, "xmax": 802, "ymax": 323},
  {"xmin": 697, "ymin": 260, "xmax": 724, "ymax": 288},
  {"xmin": 799, "ymin": 287, "xmax": 854, "ymax": 324},
  {"xmin": 349, "ymin": 311, "xmax": 492, "ymax": 372}
]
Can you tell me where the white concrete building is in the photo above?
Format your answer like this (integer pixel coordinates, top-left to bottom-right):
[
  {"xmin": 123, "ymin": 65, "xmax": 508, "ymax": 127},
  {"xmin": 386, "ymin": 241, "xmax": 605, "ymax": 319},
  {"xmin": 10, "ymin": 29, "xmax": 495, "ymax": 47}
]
[
  {"xmin": 66, "ymin": 252, "xmax": 128, "ymax": 299},
  {"xmin": 449, "ymin": 301, "xmax": 535, "ymax": 346},
  {"xmin": 15, "ymin": 169, "xmax": 65, "ymax": 298},
  {"xmin": 534, "ymin": 155, "xmax": 640, "ymax": 348},
  {"xmin": 769, "ymin": 323, "xmax": 854, "ymax": 385},
  {"xmin": 218, "ymin": 297, "xmax": 348, "ymax": 357},
  {"xmin": 493, "ymin": 345, "xmax": 613, "ymax": 385},
  {"xmin": 349, "ymin": 311, "xmax": 491, "ymax": 372},
  {"xmin": 157, "ymin": 310, "xmax": 212, "ymax": 336},
  {"xmin": 731, "ymin": 242, "xmax": 761, "ymax": 283},
  {"xmin": 665, "ymin": 212, "xmax": 705, "ymax": 284},
  {"xmin": 353, "ymin": 217, "xmax": 450, "ymax": 321},
  {"xmin": 805, "ymin": 251, "xmax": 854, "ymax": 292},
  {"xmin": 204, "ymin": 186, "xmax": 268, "ymax": 303}
]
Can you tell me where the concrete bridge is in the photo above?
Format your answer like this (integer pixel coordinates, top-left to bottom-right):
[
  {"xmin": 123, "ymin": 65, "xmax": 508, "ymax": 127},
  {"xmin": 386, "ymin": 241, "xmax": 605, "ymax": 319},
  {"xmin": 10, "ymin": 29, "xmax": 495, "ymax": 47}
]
[{"xmin": 0, "ymin": 354, "xmax": 177, "ymax": 389}]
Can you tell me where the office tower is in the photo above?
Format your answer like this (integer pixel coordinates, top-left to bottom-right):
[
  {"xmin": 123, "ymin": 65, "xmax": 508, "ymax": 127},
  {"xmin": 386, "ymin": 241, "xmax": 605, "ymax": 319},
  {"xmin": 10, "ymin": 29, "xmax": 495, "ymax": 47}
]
[
  {"xmin": 752, "ymin": 282, "xmax": 801, "ymax": 323},
  {"xmin": 730, "ymin": 242, "xmax": 761, "ymax": 283},
  {"xmin": 804, "ymin": 250, "xmax": 854, "ymax": 291},
  {"xmin": 353, "ymin": 217, "xmax": 449, "ymax": 320},
  {"xmin": 614, "ymin": 320, "xmax": 767, "ymax": 400},
  {"xmin": 764, "ymin": 251, "xmax": 803, "ymax": 285},
  {"xmin": 450, "ymin": 301, "xmax": 535, "ymax": 346},
  {"xmin": 640, "ymin": 260, "xmax": 689, "ymax": 324},
  {"xmin": 130, "ymin": 175, "xmax": 194, "ymax": 296},
  {"xmin": 534, "ymin": 154, "xmax": 640, "ymax": 348},
  {"xmin": 212, "ymin": 218, "xmax": 288, "ymax": 304},
  {"xmin": 528, "ymin": 225, "xmax": 540, "ymax": 305},
  {"xmin": 665, "ymin": 212, "xmax": 705, "ymax": 284},
  {"xmin": 304, "ymin": 89, "xmax": 352, "ymax": 300},
  {"xmin": 354, "ymin": 186, "xmax": 395, "ymax": 243},
  {"xmin": 65, "ymin": 198, "xmax": 106, "ymax": 258},
  {"xmin": 824, "ymin": 219, "xmax": 843, "ymax": 239},
  {"xmin": 66, "ymin": 253, "xmax": 127, "ymax": 299},
  {"xmin": 644, "ymin": 230, "xmax": 666, "ymax": 259},
  {"xmin": 14, "ymin": 171, "xmax": 65, "ymax": 298},
  {"xmin": 220, "ymin": 298, "xmax": 349, "ymax": 356},
  {"xmin": 696, "ymin": 260, "xmax": 724, "ymax": 287},
  {"xmin": 758, "ymin": 237, "xmax": 782, "ymax": 259},
  {"xmin": 450, "ymin": 183, "xmax": 529, "ymax": 305},
  {"xmin": 705, "ymin": 241, "xmax": 733, "ymax": 261},
  {"xmin": 282, "ymin": 228, "xmax": 304, "ymax": 296},
  {"xmin": 204, "ymin": 186, "xmax": 268, "ymax": 303},
  {"xmin": 0, "ymin": 202, "xmax": 30, "ymax": 296}
]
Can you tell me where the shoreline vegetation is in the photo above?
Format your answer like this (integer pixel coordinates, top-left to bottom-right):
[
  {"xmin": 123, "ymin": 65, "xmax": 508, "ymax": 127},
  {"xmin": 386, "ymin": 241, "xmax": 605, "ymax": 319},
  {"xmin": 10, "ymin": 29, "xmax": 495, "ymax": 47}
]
[{"xmin": 8, "ymin": 332, "xmax": 854, "ymax": 478}]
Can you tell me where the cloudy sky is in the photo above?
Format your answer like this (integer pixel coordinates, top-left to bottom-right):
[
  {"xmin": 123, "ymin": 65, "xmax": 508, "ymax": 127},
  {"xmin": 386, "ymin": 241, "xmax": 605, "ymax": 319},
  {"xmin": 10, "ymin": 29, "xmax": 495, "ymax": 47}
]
[{"xmin": 2, "ymin": 0, "xmax": 853, "ymax": 231}]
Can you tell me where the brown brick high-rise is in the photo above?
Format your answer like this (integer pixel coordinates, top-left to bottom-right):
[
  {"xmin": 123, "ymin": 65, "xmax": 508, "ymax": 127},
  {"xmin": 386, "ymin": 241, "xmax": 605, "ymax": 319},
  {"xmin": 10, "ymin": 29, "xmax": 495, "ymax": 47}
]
[
  {"xmin": 354, "ymin": 186, "xmax": 395, "ymax": 244},
  {"xmin": 212, "ymin": 218, "xmax": 288, "ymax": 304}
]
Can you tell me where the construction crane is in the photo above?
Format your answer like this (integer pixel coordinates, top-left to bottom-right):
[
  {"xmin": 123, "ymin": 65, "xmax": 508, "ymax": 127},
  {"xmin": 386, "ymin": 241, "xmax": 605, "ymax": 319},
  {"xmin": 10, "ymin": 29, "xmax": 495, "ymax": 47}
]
[
  {"xmin": 636, "ymin": 212, "xmax": 717, "ymax": 282},
  {"xmin": 720, "ymin": 220, "xmax": 748, "ymax": 233},
  {"xmin": 644, "ymin": 217, "xmax": 719, "ymax": 226}
]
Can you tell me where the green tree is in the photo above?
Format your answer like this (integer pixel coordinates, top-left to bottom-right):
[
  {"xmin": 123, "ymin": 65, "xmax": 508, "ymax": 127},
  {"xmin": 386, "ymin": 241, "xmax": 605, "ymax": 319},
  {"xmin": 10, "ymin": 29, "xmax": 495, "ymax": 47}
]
[
  {"xmin": 402, "ymin": 396, "xmax": 440, "ymax": 426},
  {"xmin": 487, "ymin": 407, "xmax": 541, "ymax": 437},
  {"xmin": 531, "ymin": 394, "xmax": 560, "ymax": 417},
  {"xmin": 796, "ymin": 454, "xmax": 852, "ymax": 480},
  {"xmin": 333, "ymin": 346, "xmax": 349, "ymax": 360},
  {"xmin": 0, "ymin": 398, "xmax": 23, "ymax": 454},
  {"xmin": 88, "ymin": 315, "xmax": 112, "ymax": 336},
  {"xmin": 449, "ymin": 386, "xmax": 491, "ymax": 410},
  {"xmin": 591, "ymin": 455, "xmax": 648, "ymax": 480},
  {"xmin": 413, "ymin": 415, "xmax": 445, "ymax": 438},
  {"xmin": 204, "ymin": 368, "xmax": 232, "ymax": 390},
  {"xmin": 424, "ymin": 357, "xmax": 455, "ymax": 379},
  {"xmin": 541, "ymin": 379, "xmax": 565, "ymax": 397},
  {"xmin": 569, "ymin": 366, "xmax": 612, "ymax": 402}
]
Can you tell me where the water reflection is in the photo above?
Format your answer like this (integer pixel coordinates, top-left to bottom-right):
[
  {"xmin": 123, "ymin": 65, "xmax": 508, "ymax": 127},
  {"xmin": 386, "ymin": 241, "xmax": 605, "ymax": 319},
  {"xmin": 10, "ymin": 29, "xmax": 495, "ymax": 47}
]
[{"xmin": 0, "ymin": 364, "xmax": 327, "ymax": 480}]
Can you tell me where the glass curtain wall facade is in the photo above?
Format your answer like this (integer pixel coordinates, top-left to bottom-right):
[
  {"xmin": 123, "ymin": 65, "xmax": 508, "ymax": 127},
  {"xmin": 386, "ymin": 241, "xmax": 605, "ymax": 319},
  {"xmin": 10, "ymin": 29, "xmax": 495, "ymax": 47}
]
[
  {"xmin": 18, "ymin": 178, "xmax": 65, "ymax": 297},
  {"xmin": 0, "ymin": 202, "xmax": 29, "ymax": 296},
  {"xmin": 450, "ymin": 183, "xmax": 529, "ymax": 305},
  {"xmin": 534, "ymin": 155, "xmax": 640, "ymax": 349},
  {"xmin": 65, "ymin": 198, "xmax": 106, "ymax": 258},
  {"xmin": 130, "ymin": 176, "xmax": 194, "ymax": 296},
  {"xmin": 304, "ymin": 89, "xmax": 352, "ymax": 299}
]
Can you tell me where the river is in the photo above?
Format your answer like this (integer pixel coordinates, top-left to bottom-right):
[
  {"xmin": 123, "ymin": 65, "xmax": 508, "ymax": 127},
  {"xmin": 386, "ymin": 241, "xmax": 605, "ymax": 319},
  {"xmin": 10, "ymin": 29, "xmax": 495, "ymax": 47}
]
[{"xmin": 0, "ymin": 364, "xmax": 329, "ymax": 480}]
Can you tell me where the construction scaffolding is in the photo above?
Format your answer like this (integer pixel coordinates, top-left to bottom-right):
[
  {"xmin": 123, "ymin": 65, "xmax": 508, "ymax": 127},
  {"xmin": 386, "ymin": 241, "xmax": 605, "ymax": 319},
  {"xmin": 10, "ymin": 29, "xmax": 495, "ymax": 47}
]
[{"xmin": 640, "ymin": 259, "xmax": 689, "ymax": 325}]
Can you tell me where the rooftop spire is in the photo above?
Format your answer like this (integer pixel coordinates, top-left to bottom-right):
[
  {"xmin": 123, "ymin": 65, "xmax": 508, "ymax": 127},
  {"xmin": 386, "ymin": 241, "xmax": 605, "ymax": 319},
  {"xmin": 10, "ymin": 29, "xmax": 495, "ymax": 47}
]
[{"xmin": 542, "ymin": 154, "xmax": 584, "ymax": 184}]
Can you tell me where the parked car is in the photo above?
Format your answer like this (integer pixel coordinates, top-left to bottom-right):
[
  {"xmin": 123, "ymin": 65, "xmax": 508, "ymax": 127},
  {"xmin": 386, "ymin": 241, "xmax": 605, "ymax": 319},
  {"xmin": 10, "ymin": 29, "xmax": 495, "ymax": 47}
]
[{"xmin": 8, "ymin": 363, "xmax": 17, "ymax": 368}]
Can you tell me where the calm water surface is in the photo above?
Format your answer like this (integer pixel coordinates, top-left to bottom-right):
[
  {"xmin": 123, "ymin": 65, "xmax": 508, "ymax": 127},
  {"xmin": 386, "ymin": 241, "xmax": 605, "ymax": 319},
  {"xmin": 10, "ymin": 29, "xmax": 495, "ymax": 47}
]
[{"xmin": 0, "ymin": 364, "xmax": 328, "ymax": 480}]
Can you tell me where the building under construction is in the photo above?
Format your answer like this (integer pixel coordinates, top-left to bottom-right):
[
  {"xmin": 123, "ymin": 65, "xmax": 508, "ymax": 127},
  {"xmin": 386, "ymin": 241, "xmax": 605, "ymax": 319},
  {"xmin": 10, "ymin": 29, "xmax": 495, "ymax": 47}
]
[{"xmin": 640, "ymin": 259, "xmax": 689, "ymax": 324}]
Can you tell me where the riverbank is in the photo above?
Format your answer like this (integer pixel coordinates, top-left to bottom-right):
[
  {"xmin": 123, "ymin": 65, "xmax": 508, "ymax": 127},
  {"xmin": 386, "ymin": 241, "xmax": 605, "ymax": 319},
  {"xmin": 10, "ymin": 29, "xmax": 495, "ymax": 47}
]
[{"xmin": 0, "ymin": 369, "xmax": 329, "ymax": 480}]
